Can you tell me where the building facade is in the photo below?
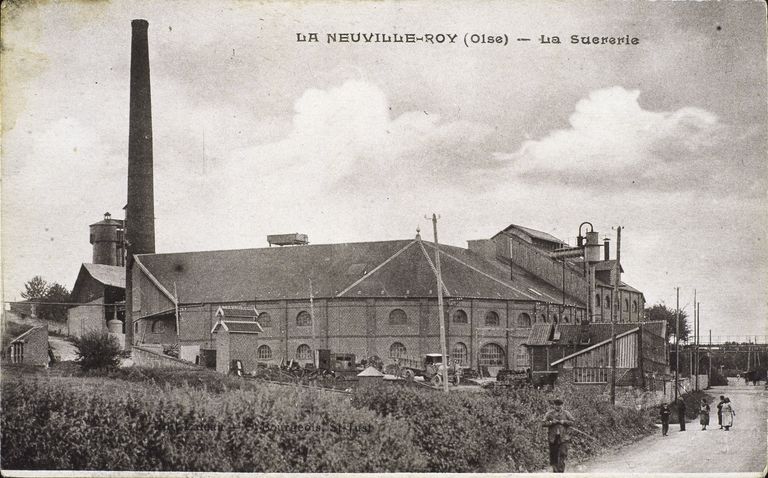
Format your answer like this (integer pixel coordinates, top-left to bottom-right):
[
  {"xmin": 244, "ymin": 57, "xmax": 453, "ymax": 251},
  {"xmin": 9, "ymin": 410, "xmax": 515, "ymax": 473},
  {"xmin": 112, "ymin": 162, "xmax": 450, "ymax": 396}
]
[{"xmin": 129, "ymin": 224, "xmax": 650, "ymax": 374}]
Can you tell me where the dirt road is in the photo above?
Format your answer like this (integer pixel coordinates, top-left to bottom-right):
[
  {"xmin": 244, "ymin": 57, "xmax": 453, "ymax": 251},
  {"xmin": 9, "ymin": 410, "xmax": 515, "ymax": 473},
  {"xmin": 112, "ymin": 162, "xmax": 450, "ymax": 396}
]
[{"xmin": 574, "ymin": 379, "xmax": 767, "ymax": 474}]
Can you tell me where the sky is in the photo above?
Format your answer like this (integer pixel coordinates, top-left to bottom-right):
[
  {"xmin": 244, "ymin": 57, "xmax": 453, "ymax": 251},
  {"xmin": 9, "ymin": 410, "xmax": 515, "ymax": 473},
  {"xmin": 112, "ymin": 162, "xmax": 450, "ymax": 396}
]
[{"xmin": 2, "ymin": 0, "xmax": 766, "ymax": 339}]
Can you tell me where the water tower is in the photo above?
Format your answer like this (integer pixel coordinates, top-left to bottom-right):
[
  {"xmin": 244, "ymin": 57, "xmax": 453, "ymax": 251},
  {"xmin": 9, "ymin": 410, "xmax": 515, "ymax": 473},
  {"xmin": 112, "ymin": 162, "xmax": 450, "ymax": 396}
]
[{"xmin": 89, "ymin": 212, "xmax": 125, "ymax": 266}]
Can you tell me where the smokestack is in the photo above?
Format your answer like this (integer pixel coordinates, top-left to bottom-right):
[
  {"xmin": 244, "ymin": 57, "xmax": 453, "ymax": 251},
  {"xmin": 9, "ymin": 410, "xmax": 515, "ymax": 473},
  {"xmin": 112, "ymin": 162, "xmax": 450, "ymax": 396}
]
[
  {"xmin": 126, "ymin": 19, "xmax": 155, "ymax": 346},
  {"xmin": 603, "ymin": 238, "xmax": 610, "ymax": 261}
]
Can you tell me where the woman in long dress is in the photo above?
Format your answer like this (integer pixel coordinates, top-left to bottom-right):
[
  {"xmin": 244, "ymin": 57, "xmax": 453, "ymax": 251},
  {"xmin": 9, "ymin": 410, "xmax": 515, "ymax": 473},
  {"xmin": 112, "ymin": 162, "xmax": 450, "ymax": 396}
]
[
  {"xmin": 699, "ymin": 399, "xmax": 710, "ymax": 430},
  {"xmin": 721, "ymin": 397, "xmax": 736, "ymax": 431}
]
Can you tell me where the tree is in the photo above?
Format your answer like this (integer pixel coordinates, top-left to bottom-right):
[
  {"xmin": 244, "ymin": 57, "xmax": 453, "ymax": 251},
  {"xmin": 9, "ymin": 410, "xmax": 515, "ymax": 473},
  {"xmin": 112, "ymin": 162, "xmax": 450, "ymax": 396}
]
[
  {"xmin": 644, "ymin": 303, "xmax": 690, "ymax": 343},
  {"xmin": 20, "ymin": 276, "xmax": 48, "ymax": 300},
  {"xmin": 18, "ymin": 277, "xmax": 71, "ymax": 322}
]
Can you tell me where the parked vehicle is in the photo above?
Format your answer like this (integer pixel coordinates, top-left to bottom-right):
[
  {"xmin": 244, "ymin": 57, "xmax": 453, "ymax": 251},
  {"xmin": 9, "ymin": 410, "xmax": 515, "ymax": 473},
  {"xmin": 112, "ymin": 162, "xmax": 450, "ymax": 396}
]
[{"xmin": 393, "ymin": 353, "xmax": 461, "ymax": 386}]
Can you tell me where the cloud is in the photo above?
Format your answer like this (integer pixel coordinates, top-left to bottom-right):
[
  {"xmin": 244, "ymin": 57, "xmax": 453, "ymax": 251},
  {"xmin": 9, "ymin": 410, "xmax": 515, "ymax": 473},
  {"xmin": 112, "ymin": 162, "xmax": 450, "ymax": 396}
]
[{"xmin": 496, "ymin": 86, "xmax": 766, "ymax": 196}]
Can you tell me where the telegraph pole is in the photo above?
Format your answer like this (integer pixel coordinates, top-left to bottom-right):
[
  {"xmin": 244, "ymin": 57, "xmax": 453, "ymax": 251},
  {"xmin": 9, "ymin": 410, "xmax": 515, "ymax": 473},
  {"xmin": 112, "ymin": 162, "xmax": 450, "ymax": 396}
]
[
  {"xmin": 708, "ymin": 328, "xmax": 712, "ymax": 382},
  {"xmin": 430, "ymin": 213, "xmax": 450, "ymax": 393},
  {"xmin": 309, "ymin": 279, "xmax": 317, "ymax": 367},
  {"xmin": 695, "ymin": 302, "xmax": 700, "ymax": 390},
  {"xmin": 610, "ymin": 226, "xmax": 621, "ymax": 406},
  {"xmin": 674, "ymin": 287, "xmax": 680, "ymax": 402}
]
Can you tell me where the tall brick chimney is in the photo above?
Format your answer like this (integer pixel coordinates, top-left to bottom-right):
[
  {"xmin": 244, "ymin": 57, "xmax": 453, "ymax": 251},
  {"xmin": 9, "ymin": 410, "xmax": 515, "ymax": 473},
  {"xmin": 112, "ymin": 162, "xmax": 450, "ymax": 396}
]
[{"xmin": 125, "ymin": 19, "xmax": 155, "ymax": 346}]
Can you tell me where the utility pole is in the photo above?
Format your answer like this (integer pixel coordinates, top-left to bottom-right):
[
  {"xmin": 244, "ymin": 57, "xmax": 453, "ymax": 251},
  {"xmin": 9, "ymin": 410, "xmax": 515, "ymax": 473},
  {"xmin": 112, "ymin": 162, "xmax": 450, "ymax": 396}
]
[
  {"xmin": 430, "ymin": 213, "xmax": 450, "ymax": 393},
  {"xmin": 610, "ymin": 226, "xmax": 621, "ymax": 405},
  {"xmin": 695, "ymin": 302, "xmax": 700, "ymax": 390},
  {"xmin": 674, "ymin": 287, "xmax": 680, "ymax": 403},
  {"xmin": 708, "ymin": 328, "xmax": 712, "ymax": 383},
  {"xmin": 692, "ymin": 290, "xmax": 697, "ymax": 390},
  {"xmin": 309, "ymin": 279, "xmax": 317, "ymax": 368}
]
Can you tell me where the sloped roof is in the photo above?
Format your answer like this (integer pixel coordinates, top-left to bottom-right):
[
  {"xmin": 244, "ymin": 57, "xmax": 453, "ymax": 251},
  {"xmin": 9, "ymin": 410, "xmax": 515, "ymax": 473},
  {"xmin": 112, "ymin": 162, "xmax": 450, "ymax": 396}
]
[
  {"xmin": 136, "ymin": 237, "xmax": 574, "ymax": 304},
  {"xmin": 211, "ymin": 320, "xmax": 264, "ymax": 334},
  {"xmin": 216, "ymin": 306, "xmax": 257, "ymax": 319},
  {"xmin": 500, "ymin": 224, "xmax": 567, "ymax": 245},
  {"xmin": 594, "ymin": 260, "xmax": 623, "ymax": 273},
  {"xmin": 526, "ymin": 320, "xmax": 665, "ymax": 347},
  {"xmin": 551, "ymin": 327, "xmax": 640, "ymax": 366},
  {"xmin": 525, "ymin": 323, "xmax": 554, "ymax": 345},
  {"xmin": 357, "ymin": 366, "xmax": 384, "ymax": 377},
  {"xmin": 81, "ymin": 264, "xmax": 125, "ymax": 289}
]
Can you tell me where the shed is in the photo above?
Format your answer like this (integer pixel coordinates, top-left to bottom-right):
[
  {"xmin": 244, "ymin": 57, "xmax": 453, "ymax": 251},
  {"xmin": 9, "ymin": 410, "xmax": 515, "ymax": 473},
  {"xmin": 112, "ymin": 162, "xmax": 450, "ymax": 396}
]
[{"xmin": 211, "ymin": 320, "xmax": 264, "ymax": 374}]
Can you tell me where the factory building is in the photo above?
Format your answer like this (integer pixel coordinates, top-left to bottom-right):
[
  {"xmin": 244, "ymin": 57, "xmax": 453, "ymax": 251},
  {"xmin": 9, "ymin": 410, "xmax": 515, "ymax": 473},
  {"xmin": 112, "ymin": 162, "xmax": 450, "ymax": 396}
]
[{"xmin": 129, "ymin": 223, "xmax": 648, "ymax": 374}]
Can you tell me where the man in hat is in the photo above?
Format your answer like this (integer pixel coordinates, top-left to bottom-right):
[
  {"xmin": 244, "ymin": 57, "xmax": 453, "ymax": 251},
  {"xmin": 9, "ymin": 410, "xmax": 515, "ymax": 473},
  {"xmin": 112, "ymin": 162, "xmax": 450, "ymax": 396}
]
[{"xmin": 542, "ymin": 398, "xmax": 575, "ymax": 473}]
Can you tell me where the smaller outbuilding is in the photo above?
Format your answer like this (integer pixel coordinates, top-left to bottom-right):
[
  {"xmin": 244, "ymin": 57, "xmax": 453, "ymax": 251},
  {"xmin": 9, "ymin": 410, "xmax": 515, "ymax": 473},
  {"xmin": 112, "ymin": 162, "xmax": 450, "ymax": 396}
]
[
  {"xmin": 2, "ymin": 325, "xmax": 49, "ymax": 367},
  {"xmin": 211, "ymin": 307, "xmax": 264, "ymax": 374}
]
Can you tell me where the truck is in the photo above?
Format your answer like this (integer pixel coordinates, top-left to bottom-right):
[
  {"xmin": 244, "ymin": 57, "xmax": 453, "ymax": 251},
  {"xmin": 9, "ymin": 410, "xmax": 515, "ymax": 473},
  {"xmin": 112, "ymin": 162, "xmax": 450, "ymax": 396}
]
[{"xmin": 393, "ymin": 353, "xmax": 461, "ymax": 386}]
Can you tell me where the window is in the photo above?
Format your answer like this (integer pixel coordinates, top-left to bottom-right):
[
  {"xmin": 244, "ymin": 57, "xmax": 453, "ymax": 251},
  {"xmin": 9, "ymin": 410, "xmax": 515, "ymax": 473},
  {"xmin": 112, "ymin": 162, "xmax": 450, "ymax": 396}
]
[
  {"xmin": 134, "ymin": 322, "xmax": 139, "ymax": 333},
  {"xmin": 390, "ymin": 342, "xmax": 407, "ymax": 359},
  {"xmin": 152, "ymin": 320, "xmax": 165, "ymax": 334},
  {"xmin": 296, "ymin": 344, "xmax": 312, "ymax": 361},
  {"xmin": 479, "ymin": 343, "xmax": 506, "ymax": 367},
  {"xmin": 453, "ymin": 309, "xmax": 468, "ymax": 324},
  {"xmin": 517, "ymin": 312, "xmax": 532, "ymax": 328},
  {"xmin": 485, "ymin": 311, "xmax": 500, "ymax": 326},
  {"xmin": 389, "ymin": 309, "xmax": 408, "ymax": 325},
  {"xmin": 296, "ymin": 311, "xmax": 311, "ymax": 326},
  {"xmin": 562, "ymin": 315, "xmax": 570, "ymax": 323},
  {"xmin": 452, "ymin": 342, "xmax": 468, "ymax": 365},
  {"xmin": 516, "ymin": 345, "xmax": 530, "ymax": 368},
  {"xmin": 540, "ymin": 314, "xmax": 547, "ymax": 323},
  {"xmin": 632, "ymin": 300, "xmax": 638, "ymax": 312},
  {"xmin": 595, "ymin": 294, "xmax": 601, "ymax": 308},
  {"xmin": 604, "ymin": 295, "xmax": 611, "ymax": 309},
  {"xmin": 624, "ymin": 299, "xmax": 629, "ymax": 312},
  {"xmin": 257, "ymin": 345, "xmax": 272, "ymax": 360},
  {"xmin": 258, "ymin": 312, "xmax": 272, "ymax": 328},
  {"xmin": 552, "ymin": 314, "xmax": 559, "ymax": 324}
]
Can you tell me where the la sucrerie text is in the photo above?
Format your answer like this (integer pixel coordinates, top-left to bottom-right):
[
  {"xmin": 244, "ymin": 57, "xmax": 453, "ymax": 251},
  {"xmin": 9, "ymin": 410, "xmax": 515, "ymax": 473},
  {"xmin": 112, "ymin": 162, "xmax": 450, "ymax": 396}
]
[{"xmin": 296, "ymin": 33, "xmax": 640, "ymax": 46}]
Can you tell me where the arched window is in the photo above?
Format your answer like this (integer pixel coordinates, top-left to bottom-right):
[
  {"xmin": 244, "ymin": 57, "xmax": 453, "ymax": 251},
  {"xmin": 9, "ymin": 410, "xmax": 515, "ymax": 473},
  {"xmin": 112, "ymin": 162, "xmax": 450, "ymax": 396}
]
[
  {"xmin": 485, "ymin": 311, "xmax": 500, "ymax": 326},
  {"xmin": 257, "ymin": 345, "xmax": 272, "ymax": 360},
  {"xmin": 595, "ymin": 294, "xmax": 601, "ymax": 308},
  {"xmin": 296, "ymin": 311, "xmax": 311, "ymax": 326},
  {"xmin": 604, "ymin": 295, "xmax": 611, "ymax": 309},
  {"xmin": 453, "ymin": 309, "xmax": 468, "ymax": 324},
  {"xmin": 390, "ymin": 342, "xmax": 407, "ymax": 359},
  {"xmin": 562, "ymin": 315, "xmax": 570, "ymax": 323},
  {"xmin": 296, "ymin": 344, "xmax": 312, "ymax": 361},
  {"xmin": 258, "ymin": 312, "xmax": 272, "ymax": 328},
  {"xmin": 517, "ymin": 312, "xmax": 532, "ymax": 328},
  {"xmin": 516, "ymin": 345, "xmax": 530, "ymax": 368},
  {"xmin": 479, "ymin": 343, "xmax": 506, "ymax": 367},
  {"xmin": 389, "ymin": 309, "xmax": 408, "ymax": 325},
  {"xmin": 624, "ymin": 299, "xmax": 629, "ymax": 312},
  {"xmin": 152, "ymin": 320, "xmax": 165, "ymax": 334},
  {"xmin": 632, "ymin": 300, "xmax": 638, "ymax": 312},
  {"xmin": 452, "ymin": 342, "xmax": 468, "ymax": 365},
  {"xmin": 540, "ymin": 314, "xmax": 547, "ymax": 323},
  {"xmin": 552, "ymin": 314, "xmax": 559, "ymax": 324}
]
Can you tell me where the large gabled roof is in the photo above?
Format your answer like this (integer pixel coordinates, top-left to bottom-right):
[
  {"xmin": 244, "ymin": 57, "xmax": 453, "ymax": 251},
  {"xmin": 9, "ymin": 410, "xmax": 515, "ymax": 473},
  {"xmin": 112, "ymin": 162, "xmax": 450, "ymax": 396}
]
[{"xmin": 136, "ymin": 237, "xmax": 582, "ymax": 305}]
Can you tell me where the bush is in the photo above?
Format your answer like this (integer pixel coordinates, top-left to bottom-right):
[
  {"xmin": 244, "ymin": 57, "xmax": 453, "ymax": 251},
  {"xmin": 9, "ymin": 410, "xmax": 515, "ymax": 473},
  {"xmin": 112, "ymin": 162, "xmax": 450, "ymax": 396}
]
[
  {"xmin": 352, "ymin": 383, "xmax": 656, "ymax": 472},
  {"xmin": 72, "ymin": 331, "xmax": 130, "ymax": 371},
  {"xmin": 0, "ymin": 377, "xmax": 425, "ymax": 472}
]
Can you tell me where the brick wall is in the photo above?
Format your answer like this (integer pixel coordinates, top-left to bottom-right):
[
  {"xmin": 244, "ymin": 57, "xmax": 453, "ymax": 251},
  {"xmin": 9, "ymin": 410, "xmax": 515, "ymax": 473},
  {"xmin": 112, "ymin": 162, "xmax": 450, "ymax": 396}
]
[
  {"xmin": 131, "ymin": 345, "xmax": 202, "ymax": 369},
  {"xmin": 68, "ymin": 298, "xmax": 105, "ymax": 338}
]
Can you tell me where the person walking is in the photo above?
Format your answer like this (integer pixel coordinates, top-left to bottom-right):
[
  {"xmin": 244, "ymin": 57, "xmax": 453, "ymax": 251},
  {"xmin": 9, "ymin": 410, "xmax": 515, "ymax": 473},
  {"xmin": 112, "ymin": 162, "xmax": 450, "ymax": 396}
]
[
  {"xmin": 678, "ymin": 398, "xmax": 686, "ymax": 431},
  {"xmin": 717, "ymin": 395, "xmax": 725, "ymax": 429},
  {"xmin": 721, "ymin": 397, "xmax": 736, "ymax": 431},
  {"xmin": 542, "ymin": 398, "xmax": 575, "ymax": 473},
  {"xmin": 660, "ymin": 403, "xmax": 671, "ymax": 436},
  {"xmin": 699, "ymin": 399, "xmax": 710, "ymax": 430}
]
